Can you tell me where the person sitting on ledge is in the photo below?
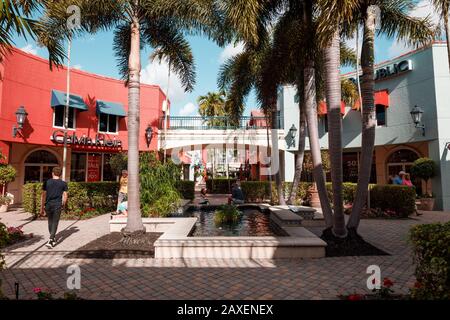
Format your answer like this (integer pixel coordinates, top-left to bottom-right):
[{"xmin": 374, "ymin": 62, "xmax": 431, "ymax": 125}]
[
  {"xmin": 228, "ymin": 181, "xmax": 245, "ymax": 205},
  {"xmin": 199, "ymin": 188, "xmax": 209, "ymax": 205}
]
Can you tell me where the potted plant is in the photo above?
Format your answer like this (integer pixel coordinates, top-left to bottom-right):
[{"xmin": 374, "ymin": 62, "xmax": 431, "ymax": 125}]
[
  {"xmin": 0, "ymin": 154, "xmax": 17, "ymax": 213},
  {"xmin": 0, "ymin": 196, "xmax": 12, "ymax": 213},
  {"xmin": 410, "ymin": 158, "xmax": 437, "ymax": 211}
]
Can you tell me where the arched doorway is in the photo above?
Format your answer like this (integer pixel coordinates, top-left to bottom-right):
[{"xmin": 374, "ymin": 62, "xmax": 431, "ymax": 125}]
[
  {"xmin": 386, "ymin": 148, "xmax": 420, "ymax": 176},
  {"xmin": 24, "ymin": 150, "xmax": 60, "ymax": 183}
]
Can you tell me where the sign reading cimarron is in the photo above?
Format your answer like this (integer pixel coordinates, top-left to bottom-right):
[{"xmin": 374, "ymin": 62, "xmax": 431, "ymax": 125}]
[{"xmin": 51, "ymin": 130, "xmax": 122, "ymax": 148}]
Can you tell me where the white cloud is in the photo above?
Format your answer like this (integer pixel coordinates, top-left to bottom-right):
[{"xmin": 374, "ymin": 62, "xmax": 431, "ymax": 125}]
[
  {"xmin": 20, "ymin": 44, "xmax": 38, "ymax": 55},
  {"xmin": 219, "ymin": 42, "xmax": 245, "ymax": 63},
  {"xmin": 72, "ymin": 64, "xmax": 83, "ymax": 70},
  {"xmin": 387, "ymin": 1, "xmax": 440, "ymax": 59},
  {"xmin": 179, "ymin": 102, "xmax": 197, "ymax": 116},
  {"xmin": 140, "ymin": 57, "xmax": 187, "ymax": 106}
]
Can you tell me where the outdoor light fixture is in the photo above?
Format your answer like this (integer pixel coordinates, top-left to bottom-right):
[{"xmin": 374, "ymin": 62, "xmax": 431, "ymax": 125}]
[
  {"xmin": 12, "ymin": 106, "xmax": 28, "ymax": 138},
  {"xmin": 288, "ymin": 124, "xmax": 298, "ymax": 149},
  {"xmin": 145, "ymin": 126, "xmax": 154, "ymax": 147},
  {"xmin": 410, "ymin": 105, "xmax": 425, "ymax": 136}
]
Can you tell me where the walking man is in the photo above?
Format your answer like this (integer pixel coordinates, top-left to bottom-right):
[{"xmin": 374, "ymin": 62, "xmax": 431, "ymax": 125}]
[
  {"xmin": 117, "ymin": 169, "xmax": 128, "ymax": 213},
  {"xmin": 40, "ymin": 167, "xmax": 68, "ymax": 249}
]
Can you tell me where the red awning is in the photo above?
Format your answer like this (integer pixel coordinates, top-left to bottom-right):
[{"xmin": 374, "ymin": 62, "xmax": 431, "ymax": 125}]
[
  {"xmin": 352, "ymin": 89, "xmax": 389, "ymax": 110},
  {"xmin": 318, "ymin": 101, "xmax": 346, "ymax": 116}
]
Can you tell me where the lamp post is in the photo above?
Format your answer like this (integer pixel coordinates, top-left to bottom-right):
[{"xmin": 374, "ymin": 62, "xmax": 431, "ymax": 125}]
[
  {"xmin": 410, "ymin": 105, "xmax": 425, "ymax": 136},
  {"xmin": 288, "ymin": 124, "xmax": 298, "ymax": 149},
  {"xmin": 12, "ymin": 106, "xmax": 28, "ymax": 138},
  {"xmin": 145, "ymin": 126, "xmax": 153, "ymax": 148}
]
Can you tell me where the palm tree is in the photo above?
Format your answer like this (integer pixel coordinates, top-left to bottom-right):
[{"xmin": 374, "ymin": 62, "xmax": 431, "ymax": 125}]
[
  {"xmin": 347, "ymin": 0, "xmax": 435, "ymax": 230},
  {"xmin": 198, "ymin": 91, "xmax": 229, "ymax": 127},
  {"xmin": 432, "ymin": 0, "xmax": 450, "ymax": 71},
  {"xmin": 42, "ymin": 0, "xmax": 222, "ymax": 234},
  {"xmin": 0, "ymin": 0, "xmax": 65, "ymax": 72}
]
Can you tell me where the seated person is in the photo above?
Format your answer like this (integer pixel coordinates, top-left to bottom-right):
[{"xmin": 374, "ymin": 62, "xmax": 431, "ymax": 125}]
[
  {"xmin": 117, "ymin": 201, "xmax": 128, "ymax": 216},
  {"xmin": 228, "ymin": 182, "xmax": 245, "ymax": 205},
  {"xmin": 199, "ymin": 188, "xmax": 209, "ymax": 205}
]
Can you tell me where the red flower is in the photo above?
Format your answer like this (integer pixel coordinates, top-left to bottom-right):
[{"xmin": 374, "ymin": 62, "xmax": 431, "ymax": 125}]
[
  {"xmin": 348, "ymin": 294, "xmax": 364, "ymax": 301},
  {"xmin": 33, "ymin": 287, "xmax": 42, "ymax": 294},
  {"xmin": 383, "ymin": 278, "xmax": 394, "ymax": 288},
  {"xmin": 414, "ymin": 281, "xmax": 422, "ymax": 289}
]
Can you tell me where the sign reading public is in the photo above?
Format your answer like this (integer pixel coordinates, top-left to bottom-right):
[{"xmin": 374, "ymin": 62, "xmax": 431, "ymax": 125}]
[
  {"xmin": 51, "ymin": 130, "xmax": 122, "ymax": 148},
  {"xmin": 350, "ymin": 59, "xmax": 413, "ymax": 83}
]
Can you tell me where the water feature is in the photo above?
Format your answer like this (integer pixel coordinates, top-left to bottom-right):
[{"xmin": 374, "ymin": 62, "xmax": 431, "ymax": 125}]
[{"xmin": 183, "ymin": 207, "xmax": 287, "ymax": 237}]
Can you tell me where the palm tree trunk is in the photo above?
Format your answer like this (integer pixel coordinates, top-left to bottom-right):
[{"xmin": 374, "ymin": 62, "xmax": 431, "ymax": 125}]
[
  {"xmin": 347, "ymin": 13, "xmax": 376, "ymax": 230},
  {"xmin": 288, "ymin": 98, "xmax": 306, "ymax": 204},
  {"xmin": 304, "ymin": 62, "xmax": 333, "ymax": 228},
  {"xmin": 325, "ymin": 30, "xmax": 347, "ymax": 237},
  {"xmin": 124, "ymin": 12, "xmax": 145, "ymax": 234},
  {"xmin": 444, "ymin": 11, "xmax": 450, "ymax": 74},
  {"xmin": 271, "ymin": 109, "xmax": 286, "ymax": 206},
  {"xmin": 265, "ymin": 114, "xmax": 273, "ymax": 202}
]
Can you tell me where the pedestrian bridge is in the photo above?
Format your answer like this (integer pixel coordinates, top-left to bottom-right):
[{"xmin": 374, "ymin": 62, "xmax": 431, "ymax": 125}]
[{"xmin": 158, "ymin": 115, "xmax": 293, "ymax": 151}]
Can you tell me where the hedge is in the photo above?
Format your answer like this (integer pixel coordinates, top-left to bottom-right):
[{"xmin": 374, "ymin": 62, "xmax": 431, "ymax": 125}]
[
  {"xmin": 240, "ymin": 181, "xmax": 415, "ymax": 217},
  {"xmin": 409, "ymin": 222, "xmax": 450, "ymax": 299},
  {"xmin": 175, "ymin": 180, "xmax": 195, "ymax": 200},
  {"xmin": 206, "ymin": 178, "xmax": 237, "ymax": 194},
  {"xmin": 23, "ymin": 182, "xmax": 118, "ymax": 218}
]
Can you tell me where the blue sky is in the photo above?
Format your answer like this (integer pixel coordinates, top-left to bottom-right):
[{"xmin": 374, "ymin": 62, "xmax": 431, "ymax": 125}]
[{"xmin": 12, "ymin": 0, "xmax": 437, "ymax": 116}]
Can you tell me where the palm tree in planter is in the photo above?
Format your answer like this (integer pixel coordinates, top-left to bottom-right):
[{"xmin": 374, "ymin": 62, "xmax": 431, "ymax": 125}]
[
  {"xmin": 42, "ymin": 0, "xmax": 223, "ymax": 236},
  {"xmin": 411, "ymin": 158, "xmax": 438, "ymax": 211}
]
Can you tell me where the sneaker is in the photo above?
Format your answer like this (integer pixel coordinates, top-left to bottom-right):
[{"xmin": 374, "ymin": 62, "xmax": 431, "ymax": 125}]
[
  {"xmin": 45, "ymin": 239, "xmax": 53, "ymax": 249},
  {"xmin": 45, "ymin": 239, "xmax": 56, "ymax": 249}
]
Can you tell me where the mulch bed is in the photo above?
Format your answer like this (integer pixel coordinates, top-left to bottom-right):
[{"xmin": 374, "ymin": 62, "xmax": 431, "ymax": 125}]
[
  {"xmin": 321, "ymin": 228, "xmax": 389, "ymax": 257},
  {"xmin": 65, "ymin": 232, "xmax": 162, "ymax": 259}
]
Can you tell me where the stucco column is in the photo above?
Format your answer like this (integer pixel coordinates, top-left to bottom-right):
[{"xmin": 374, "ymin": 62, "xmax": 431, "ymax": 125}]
[{"xmin": 429, "ymin": 140, "xmax": 450, "ymax": 210}]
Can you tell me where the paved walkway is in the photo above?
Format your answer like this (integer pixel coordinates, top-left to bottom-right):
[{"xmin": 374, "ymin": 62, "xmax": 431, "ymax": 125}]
[{"xmin": 0, "ymin": 208, "xmax": 449, "ymax": 300}]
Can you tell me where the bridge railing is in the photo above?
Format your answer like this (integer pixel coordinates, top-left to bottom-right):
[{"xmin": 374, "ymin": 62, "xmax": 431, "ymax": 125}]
[{"xmin": 159, "ymin": 116, "xmax": 283, "ymax": 130}]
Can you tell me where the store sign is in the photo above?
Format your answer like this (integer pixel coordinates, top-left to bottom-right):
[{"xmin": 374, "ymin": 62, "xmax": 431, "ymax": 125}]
[
  {"xmin": 375, "ymin": 60, "xmax": 413, "ymax": 81},
  {"xmin": 51, "ymin": 130, "xmax": 122, "ymax": 148},
  {"xmin": 87, "ymin": 155, "xmax": 101, "ymax": 182},
  {"xmin": 349, "ymin": 60, "xmax": 413, "ymax": 83}
]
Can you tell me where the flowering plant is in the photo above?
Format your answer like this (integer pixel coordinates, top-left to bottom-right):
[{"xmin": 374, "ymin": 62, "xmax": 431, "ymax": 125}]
[
  {"xmin": 372, "ymin": 277, "xmax": 395, "ymax": 299},
  {"xmin": 33, "ymin": 287, "xmax": 53, "ymax": 300}
]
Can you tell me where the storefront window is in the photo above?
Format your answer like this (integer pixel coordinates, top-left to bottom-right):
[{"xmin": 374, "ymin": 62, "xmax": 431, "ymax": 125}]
[
  {"xmin": 102, "ymin": 154, "xmax": 117, "ymax": 181},
  {"xmin": 24, "ymin": 150, "xmax": 59, "ymax": 183},
  {"xmin": 53, "ymin": 106, "xmax": 75, "ymax": 129},
  {"xmin": 376, "ymin": 104, "xmax": 386, "ymax": 126},
  {"xmin": 99, "ymin": 114, "xmax": 118, "ymax": 133},
  {"xmin": 70, "ymin": 153, "xmax": 87, "ymax": 182},
  {"xmin": 343, "ymin": 153, "xmax": 359, "ymax": 183}
]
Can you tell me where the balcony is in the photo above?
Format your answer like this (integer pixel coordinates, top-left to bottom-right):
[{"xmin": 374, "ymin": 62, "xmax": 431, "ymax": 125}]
[{"xmin": 159, "ymin": 116, "xmax": 283, "ymax": 130}]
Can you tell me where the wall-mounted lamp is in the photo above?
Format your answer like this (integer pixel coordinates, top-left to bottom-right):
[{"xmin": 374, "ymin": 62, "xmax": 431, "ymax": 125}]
[
  {"xmin": 12, "ymin": 106, "xmax": 28, "ymax": 138},
  {"xmin": 445, "ymin": 142, "xmax": 450, "ymax": 151},
  {"xmin": 145, "ymin": 126, "xmax": 154, "ymax": 147},
  {"xmin": 288, "ymin": 124, "xmax": 298, "ymax": 149},
  {"xmin": 410, "ymin": 105, "xmax": 425, "ymax": 136}
]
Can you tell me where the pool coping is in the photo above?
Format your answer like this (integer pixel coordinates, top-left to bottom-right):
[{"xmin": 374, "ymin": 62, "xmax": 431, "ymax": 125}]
[{"xmin": 109, "ymin": 205, "xmax": 327, "ymax": 259}]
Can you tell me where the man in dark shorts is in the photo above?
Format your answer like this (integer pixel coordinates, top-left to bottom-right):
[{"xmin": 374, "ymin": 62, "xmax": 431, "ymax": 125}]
[{"xmin": 40, "ymin": 167, "xmax": 68, "ymax": 249}]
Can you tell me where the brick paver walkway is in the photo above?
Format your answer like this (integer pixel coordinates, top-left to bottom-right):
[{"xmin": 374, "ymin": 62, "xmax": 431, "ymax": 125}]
[{"xmin": 1, "ymin": 208, "xmax": 449, "ymax": 300}]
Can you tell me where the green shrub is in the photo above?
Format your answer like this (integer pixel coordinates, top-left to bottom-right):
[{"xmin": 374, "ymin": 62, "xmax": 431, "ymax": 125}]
[
  {"xmin": 0, "ymin": 163, "xmax": 16, "ymax": 192},
  {"xmin": 0, "ymin": 223, "xmax": 9, "ymax": 248},
  {"xmin": 241, "ymin": 181, "xmax": 271, "ymax": 202},
  {"xmin": 139, "ymin": 152, "xmax": 182, "ymax": 217},
  {"xmin": 369, "ymin": 185, "xmax": 416, "ymax": 218},
  {"xmin": 409, "ymin": 222, "xmax": 450, "ymax": 300},
  {"xmin": 206, "ymin": 178, "xmax": 237, "ymax": 194},
  {"xmin": 23, "ymin": 182, "xmax": 118, "ymax": 218},
  {"xmin": 411, "ymin": 158, "xmax": 437, "ymax": 196},
  {"xmin": 214, "ymin": 205, "xmax": 241, "ymax": 224},
  {"xmin": 175, "ymin": 180, "xmax": 195, "ymax": 200},
  {"xmin": 240, "ymin": 181, "xmax": 312, "ymax": 205}
]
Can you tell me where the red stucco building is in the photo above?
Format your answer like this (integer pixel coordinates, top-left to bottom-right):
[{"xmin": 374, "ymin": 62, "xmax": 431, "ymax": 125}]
[{"xmin": 0, "ymin": 48, "xmax": 166, "ymax": 203}]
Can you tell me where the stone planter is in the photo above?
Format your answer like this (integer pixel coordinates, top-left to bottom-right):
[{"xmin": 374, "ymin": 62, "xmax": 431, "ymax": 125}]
[
  {"xmin": 417, "ymin": 198, "xmax": 435, "ymax": 211},
  {"xmin": 0, "ymin": 204, "xmax": 8, "ymax": 213}
]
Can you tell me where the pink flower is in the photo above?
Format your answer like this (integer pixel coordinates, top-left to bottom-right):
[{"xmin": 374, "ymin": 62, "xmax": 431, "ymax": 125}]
[{"xmin": 33, "ymin": 287, "xmax": 42, "ymax": 294}]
